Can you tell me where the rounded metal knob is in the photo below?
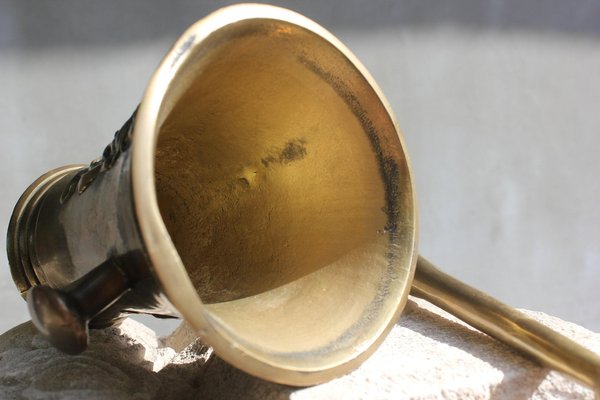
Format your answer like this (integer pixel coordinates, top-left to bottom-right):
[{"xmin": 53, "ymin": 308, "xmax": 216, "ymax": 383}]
[
  {"xmin": 26, "ymin": 259, "xmax": 131, "ymax": 354},
  {"xmin": 28, "ymin": 285, "xmax": 88, "ymax": 354}
]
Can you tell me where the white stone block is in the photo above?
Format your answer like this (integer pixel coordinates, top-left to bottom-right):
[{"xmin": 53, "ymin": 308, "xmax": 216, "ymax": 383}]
[{"xmin": 0, "ymin": 297, "xmax": 597, "ymax": 399}]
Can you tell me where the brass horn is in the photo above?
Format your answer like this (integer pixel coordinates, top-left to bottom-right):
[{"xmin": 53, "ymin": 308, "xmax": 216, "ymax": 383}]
[{"xmin": 7, "ymin": 4, "xmax": 600, "ymax": 389}]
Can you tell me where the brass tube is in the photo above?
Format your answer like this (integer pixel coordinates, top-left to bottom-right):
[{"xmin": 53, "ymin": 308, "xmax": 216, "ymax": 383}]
[{"xmin": 411, "ymin": 256, "xmax": 600, "ymax": 390}]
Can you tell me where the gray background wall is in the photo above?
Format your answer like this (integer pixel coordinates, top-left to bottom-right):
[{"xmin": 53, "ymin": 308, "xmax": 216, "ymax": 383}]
[{"xmin": 1, "ymin": 0, "xmax": 599, "ymax": 335}]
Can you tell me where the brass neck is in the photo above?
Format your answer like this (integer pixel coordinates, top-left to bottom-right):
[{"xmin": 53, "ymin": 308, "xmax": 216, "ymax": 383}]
[{"xmin": 7, "ymin": 165, "xmax": 83, "ymax": 296}]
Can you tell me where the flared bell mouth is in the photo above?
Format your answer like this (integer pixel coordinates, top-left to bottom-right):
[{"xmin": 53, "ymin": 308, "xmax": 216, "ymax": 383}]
[{"xmin": 130, "ymin": 4, "xmax": 418, "ymax": 385}]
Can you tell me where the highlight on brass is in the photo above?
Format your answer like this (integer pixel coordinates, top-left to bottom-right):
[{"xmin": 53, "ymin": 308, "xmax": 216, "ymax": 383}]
[{"xmin": 5, "ymin": 3, "xmax": 600, "ymax": 389}]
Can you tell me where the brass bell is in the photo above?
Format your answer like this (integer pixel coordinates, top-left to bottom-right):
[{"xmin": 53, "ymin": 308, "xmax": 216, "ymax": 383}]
[{"xmin": 6, "ymin": 4, "xmax": 600, "ymax": 388}]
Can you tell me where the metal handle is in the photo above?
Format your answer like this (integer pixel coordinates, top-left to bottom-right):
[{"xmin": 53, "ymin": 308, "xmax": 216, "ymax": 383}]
[
  {"xmin": 27, "ymin": 259, "xmax": 131, "ymax": 354},
  {"xmin": 411, "ymin": 255, "xmax": 600, "ymax": 390}
]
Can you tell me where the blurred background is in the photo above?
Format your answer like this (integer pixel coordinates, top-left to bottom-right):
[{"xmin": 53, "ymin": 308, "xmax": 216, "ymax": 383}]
[{"xmin": 0, "ymin": 0, "xmax": 599, "ymax": 335}]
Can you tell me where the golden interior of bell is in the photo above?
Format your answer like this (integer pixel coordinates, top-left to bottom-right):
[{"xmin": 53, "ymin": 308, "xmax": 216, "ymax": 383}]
[{"xmin": 154, "ymin": 19, "xmax": 414, "ymax": 366}]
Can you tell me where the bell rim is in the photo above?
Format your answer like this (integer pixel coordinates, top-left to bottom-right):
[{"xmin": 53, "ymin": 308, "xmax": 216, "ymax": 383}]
[{"xmin": 130, "ymin": 3, "xmax": 419, "ymax": 386}]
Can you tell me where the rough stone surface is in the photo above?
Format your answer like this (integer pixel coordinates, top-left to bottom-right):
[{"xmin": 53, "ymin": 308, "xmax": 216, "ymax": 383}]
[{"xmin": 0, "ymin": 297, "xmax": 597, "ymax": 400}]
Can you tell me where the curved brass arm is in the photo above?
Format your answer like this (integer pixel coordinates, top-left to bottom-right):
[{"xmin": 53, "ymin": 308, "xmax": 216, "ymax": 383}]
[{"xmin": 412, "ymin": 256, "xmax": 600, "ymax": 391}]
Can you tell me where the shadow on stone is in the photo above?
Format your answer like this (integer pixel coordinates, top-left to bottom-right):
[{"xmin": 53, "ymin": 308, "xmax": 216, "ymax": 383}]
[
  {"xmin": 163, "ymin": 355, "xmax": 295, "ymax": 400},
  {"xmin": 0, "ymin": 320, "xmax": 165, "ymax": 400}
]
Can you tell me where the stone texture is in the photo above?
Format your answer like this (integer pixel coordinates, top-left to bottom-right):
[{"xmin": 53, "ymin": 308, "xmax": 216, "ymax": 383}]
[{"xmin": 0, "ymin": 297, "xmax": 597, "ymax": 400}]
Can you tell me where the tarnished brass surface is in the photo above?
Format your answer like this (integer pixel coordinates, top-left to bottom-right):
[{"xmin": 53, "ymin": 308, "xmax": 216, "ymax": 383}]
[
  {"xmin": 136, "ymin": 4, "xmax": 416, "ymax": 382},
  {"xmin": 5, "ymin": 3, "xmax": 600, "ymax": 390},
  {"xmin": 7, "ymin": 4, "xmax": 417, "ymax": 385},
  {"xmin": 153, "ymin": 17, "xmax": 413, "ymax": 360}
]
